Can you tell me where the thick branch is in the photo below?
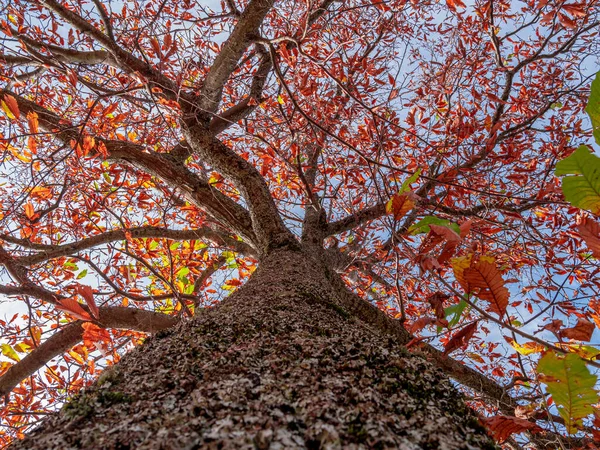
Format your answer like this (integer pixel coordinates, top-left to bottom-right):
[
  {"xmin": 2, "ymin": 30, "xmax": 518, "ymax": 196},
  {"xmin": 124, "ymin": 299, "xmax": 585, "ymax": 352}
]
[
  {"xmin": 327, "ymin": 202, "xmax": 387, "ymax": 236},
  {"xmin": 333, "ymin": 275, "xmax": 516, "ymax": 414},
  {"xmin": 207, "ymin": 0, "xmax": 337, "ymax": 132},
  {"xmin": 0, "ymin": 307, "xmax": 177, "ymax": 398},
  {"xmin": 38, "ymin": 0, "xmax": 182, "ymax": 99},
  {"xmin": 11, "ymin": 225, "xmax": 256, "ymax": 266},
  {"xmin": 198, "ymin": 0, "xmax": 275, "ymax": 116},
  {"xmin": 7, "ymin": 28, "xmax": 112, "ymax": 65},
  {"xmin": 209, "ymin": 50, "xmax": 272, "ymax": 134},
  {"xmin": 2, "ymin": 90, "xmax": 259, "ymax": 248},
  {"xmin": 183, "ymin": 125, "xmax": 297, "ymax": 254}
]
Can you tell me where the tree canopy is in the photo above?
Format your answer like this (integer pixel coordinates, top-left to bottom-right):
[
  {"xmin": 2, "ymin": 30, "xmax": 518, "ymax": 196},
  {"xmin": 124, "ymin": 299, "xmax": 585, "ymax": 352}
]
[{"xmin": 0, "ymin": 0, "xmax": 599, "ymax": 447}]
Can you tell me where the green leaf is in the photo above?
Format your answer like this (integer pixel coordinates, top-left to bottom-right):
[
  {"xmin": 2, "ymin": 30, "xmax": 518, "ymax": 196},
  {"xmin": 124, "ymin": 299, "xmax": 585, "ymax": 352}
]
[
  {"xmin": 444, "ymin": 299, "xmax": 469, "ymax": 328},
  {"xmin": 1, "ymin": 343, "xmax": 20, "ymax": 362},
  {"xmin": 400, "ymin": 168, "xmax": 421, "ymax": 193},
  {"xmin": 63, "ymin": 261, "xmax": 79, "ymax": 271},
  {"xmin": 149, "ymin": 240, "xmax": 159, "ymax": 251},
  {"xmin": 409, "ymin": 216, "xmax": 461, "ymax": 235},
  {"xmin": 537, "ymin": 351, "xmax": 599, "ymax": 434},
  {"xmin": 169, "ymin": 242, "xmax": 180, "ymax": 251},
  {"xmin": 176, "ymin": 267, "xmax": 190, "ymax": 281},
  {"xmin": 76, "ymin": 269, "xmax": 87, "ymax": 279},
  {"xmin": 555, "ymin": 145, "xmax": 600, "ymax": 213},
  {"xmin": 184, "ymin": 284, "xmax": 195, "ymax": 295},
  {"xmin": 586, "ymin": 71, "xmax": 600, "ymax": 145}
]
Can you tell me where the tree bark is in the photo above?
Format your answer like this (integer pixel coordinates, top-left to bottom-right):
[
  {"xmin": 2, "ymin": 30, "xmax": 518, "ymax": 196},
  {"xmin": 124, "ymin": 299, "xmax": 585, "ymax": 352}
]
[{"xmin": 12, "ymin": 249, "xmax": 494, "ymax": 449}]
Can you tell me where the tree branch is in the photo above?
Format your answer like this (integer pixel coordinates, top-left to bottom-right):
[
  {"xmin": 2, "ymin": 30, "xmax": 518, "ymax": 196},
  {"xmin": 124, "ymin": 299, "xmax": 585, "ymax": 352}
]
[
  {"xmin": 0, "ymin": 307, "xmax": 177, "ymax": 398},
  {"xmin": 326, "ymin": 202, "xmax": 387, "ymax": 236},
  {"xmin": 209, "ymin": 49, "xmax": 272, "ymax": 134},
  {"xmin": 197, "ymin": 0, "xmax": 275, "ymax": 116},
  {"xmin": 9, "ymin": 225, "xmax": 256, "ymax": 266},
  {"xmin": 2, "ymin": 89, "xmax": 259, "ymax": 248},
  {"xmin": 183, "ymin": 125, "xmax": 297, "ymax": 254},
  {"xmin": 37, "ymin": 0, "xmax": 183, "ymax": 99}
]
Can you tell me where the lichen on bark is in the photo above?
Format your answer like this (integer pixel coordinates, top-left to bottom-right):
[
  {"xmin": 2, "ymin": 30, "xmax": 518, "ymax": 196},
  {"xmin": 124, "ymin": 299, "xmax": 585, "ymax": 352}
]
[{"xmin": 12, "ymin": 250, "xmax": 495, "ymax": 449}]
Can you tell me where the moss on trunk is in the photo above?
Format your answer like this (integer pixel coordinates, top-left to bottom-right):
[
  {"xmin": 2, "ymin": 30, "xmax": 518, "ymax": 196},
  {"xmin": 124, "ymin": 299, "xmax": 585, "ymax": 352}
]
[{"xmin": 13, "ymin": 250, "xmax": 495, "ymax": 449}]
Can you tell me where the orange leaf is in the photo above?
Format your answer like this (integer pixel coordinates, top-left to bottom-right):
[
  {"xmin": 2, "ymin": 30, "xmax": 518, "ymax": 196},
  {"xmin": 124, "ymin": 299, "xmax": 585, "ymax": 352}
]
[
  {"xmin": 386, "ymin": 192, "xmax": 415, "ymax": 220},
  {"xmin": 408, "ymin": 316, "xmax": 437, "ymax": 333},
  {"xmin": 30, "ymin": 186, "xmax": 52, "ymax": 200},
  {"xmin": 55, "ymin": 298, "xmax": 92, "ymax": 321},
  {"xmin": 463, "ymin": 255, "xmax": 509, "ymax": 316},
  {"xmin": 81, "ymin": 322, "xmax": 111, "ymax": 348},
  {"xmin": 82, "ymin": 135, "xmax": 95, "ymax": 156},
  {"xmin": 24, "ymin": 202, "xmax": 36, "ymax": 220},
  {"xmin": 577, "ymin": 217, "xmax": 600, "ymax": 258},
  {"xmin": 75, "ymin": 284, "xmax": 99, "ymax": 319},
  {"xmin": 1, "ymin": 94, "xmax": 20, "ymax": 119},
  {"xmin": 27, "ymin": 111, "xmax": 38, "ymax": 133},
  {"xmin": 443, "ymin": 321, "xmax": 477, "ymax": 355},
  {"xmin": 446, "ymin": 0, "xmax": 466, "ymax": 12},
  {"xmin": 482, "ymin": 415, "xmax": 543, "ymax": 443},
  {"xmin": 559, "ymin": 319, "xmax": 595, "ymax": 342},
  {"xmin": 150, "ymin": 37, "xmax": 162, "ymax": 57},
  {"xmin": 590, "ymin": 300, "xmax": 600, "ymax": 329},
  {"xmin": 27, "ymin": 136, "xmax": 37, "ymax": 154}
]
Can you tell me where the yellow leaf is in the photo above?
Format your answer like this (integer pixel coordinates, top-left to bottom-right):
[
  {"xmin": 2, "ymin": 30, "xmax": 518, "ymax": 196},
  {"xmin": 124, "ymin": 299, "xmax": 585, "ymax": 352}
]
[
  {"xmin": 510, "ymin": 341, "xmax": 545, "ymax": 355},
  {"xmin": 277, "ymin": 95, "xmax": 285, "ymax": 105},
  {"xmin": 1, "ymin": 343, "xmax": 20, "ymax": 362},
  {"xmin": 69, "ymin": 349, "xmax": 85, "ymax": 364},
  {"xmin": 7, "ymin": 144, "xmax": 32, "ymax": 163},
  {"xmin": 1, "ymin": 95, "xmax": 20, "ymax": 119},
  {"xmin": 451, "ymin": 254, "xmax": 473, "ymax": 286},
  {"xmin": 14, "ymin": 342, "xmax": 31, "ymax": 353},
  {"xmin": 1, "ymin": 101, "xmax": 14, "ymax": 119}
]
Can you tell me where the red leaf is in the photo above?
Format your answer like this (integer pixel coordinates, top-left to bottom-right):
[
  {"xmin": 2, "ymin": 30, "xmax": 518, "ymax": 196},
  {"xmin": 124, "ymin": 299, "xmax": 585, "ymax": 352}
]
[
  {"xmin": 446, "ymin": 0, "xmax": 466, "ymax": 12},
  {"xmin": 2, "ymin": 94, "xmax": 20, "ymax": 119},
  {"xmin": 558, "ymin": 12, "xmax": 577, "ymax": 29},
  {"xmin": 427, "ymin": 292, "xmax": 449, "ymax": 321},
  {"xmin": 75, "ymin": 284, "xmax": 99, "ymax": 319},
  {"xmin": 386, "ymin": 192, "xmax": 415, "ymax": 220},
  {"xmin": 443, "ymin": 321, "xmax": 478, "ymax": 355},
  {"xmin": 562, "ymin": 3, "xmax": 587, "ymax": 17},
  {"xmin": 408, "ymin": 316, "xmax": 437, "ymax": 334},
  {"xmin": 459, "ymin": 219, "xmax": 472, "ymax": 238},
  {"xmin": 482, "ymin": 415, "xmax": 543, "ymax": 443},
  {"xmin": 463, "ymin": 256, "xmax": 509, "ymax": 316},
  {"xmin": 541, "ymin": 319, "xmax": 564, "ymax": 335},
  {"xmin": 559, "ymin": 319, "xmax": 595, "ymax": 342},
  {"xmin": 429, "ymin": 224, "xmax": 461, "ymax": 243},
  {"xmin": 577, "ymin": 217, "xmax": 600, "ymax": 258},
  {"xmin": 56, "ymin": 298, "xmax": 92, "ymax": 321}
]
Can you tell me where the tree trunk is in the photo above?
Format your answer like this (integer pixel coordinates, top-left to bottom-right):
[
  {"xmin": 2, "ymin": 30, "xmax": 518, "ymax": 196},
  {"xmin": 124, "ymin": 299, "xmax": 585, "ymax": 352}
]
[{"xmin": 13, "ymin": 249, "xmax": 494, "ymax": 449}]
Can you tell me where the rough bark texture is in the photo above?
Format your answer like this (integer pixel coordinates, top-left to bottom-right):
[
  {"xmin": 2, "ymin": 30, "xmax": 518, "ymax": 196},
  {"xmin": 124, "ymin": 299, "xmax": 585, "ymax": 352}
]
[{"xmin": 13, "ymin": 250, "xmax": 494, "ymax": 449}]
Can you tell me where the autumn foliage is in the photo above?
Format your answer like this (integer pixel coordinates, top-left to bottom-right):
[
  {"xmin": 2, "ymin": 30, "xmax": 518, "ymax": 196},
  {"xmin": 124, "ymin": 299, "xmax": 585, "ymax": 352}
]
[{"xmin": 0, "ymin": 0, "xmax": 600, "ymax": 447}]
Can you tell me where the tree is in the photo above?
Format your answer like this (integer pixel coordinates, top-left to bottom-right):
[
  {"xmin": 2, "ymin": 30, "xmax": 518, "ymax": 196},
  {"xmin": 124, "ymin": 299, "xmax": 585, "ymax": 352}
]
[{"xmin": 0, "ymin": 0, "xmax": 599, "ymax": 447}]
